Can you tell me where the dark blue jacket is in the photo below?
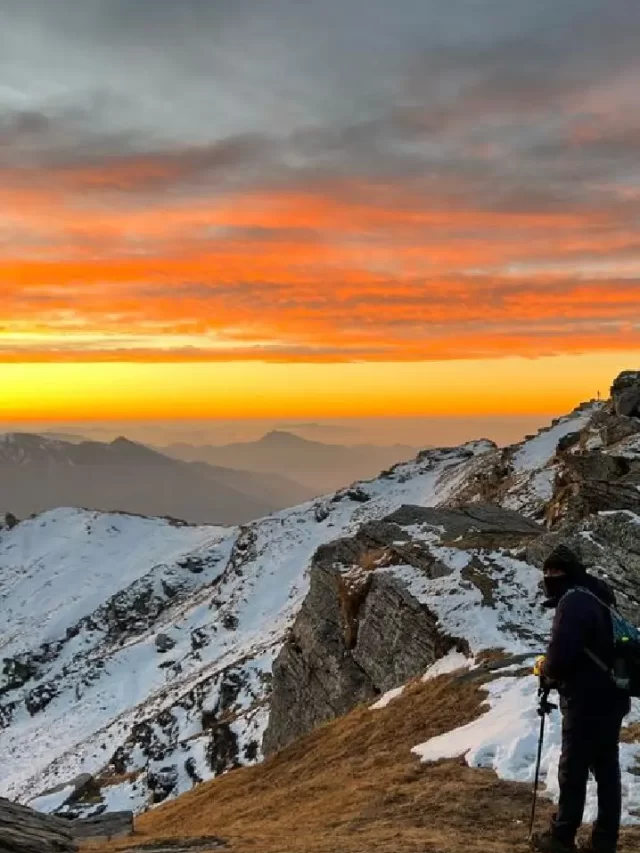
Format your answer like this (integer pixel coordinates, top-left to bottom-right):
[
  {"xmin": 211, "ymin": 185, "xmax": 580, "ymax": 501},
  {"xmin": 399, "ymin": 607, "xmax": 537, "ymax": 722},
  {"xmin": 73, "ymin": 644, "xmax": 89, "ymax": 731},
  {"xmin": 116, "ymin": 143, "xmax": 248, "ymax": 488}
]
[{"xmin": 544, "ymin": 575, "xmax": 629, "ymax": 713}]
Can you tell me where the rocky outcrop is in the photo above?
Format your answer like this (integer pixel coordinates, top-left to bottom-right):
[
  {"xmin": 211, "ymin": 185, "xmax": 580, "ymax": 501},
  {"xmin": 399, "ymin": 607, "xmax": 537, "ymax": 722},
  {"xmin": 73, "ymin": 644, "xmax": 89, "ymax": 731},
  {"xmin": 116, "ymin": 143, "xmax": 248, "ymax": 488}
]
[
  {"xmin": 263, "ymin": 504, "xmax": 541, "ymax": 755},
  {"xmin": 548, "ymin": 449, "xmax": 640, "ymax": 523},
  {"xmin": 544, "ymin": 405, "xmax": 640, "ymax": 525},
  {"xmin": 0, "ymin": 797, "xmax": 77, "ymax": 851},
  {"xmin": 385, "ymin": 503, "xmax": 542, "ymax": 548},
  {"xmin": 611, "ymin": 370, "xmax": 640, "ymax": 417},
  {"xmin": 527, "ymin": 510, "xmax": 640, "ymax": 625},
  {"xmin": 0, "ymin": 797, "xmax": 133, "ymax": 848}
]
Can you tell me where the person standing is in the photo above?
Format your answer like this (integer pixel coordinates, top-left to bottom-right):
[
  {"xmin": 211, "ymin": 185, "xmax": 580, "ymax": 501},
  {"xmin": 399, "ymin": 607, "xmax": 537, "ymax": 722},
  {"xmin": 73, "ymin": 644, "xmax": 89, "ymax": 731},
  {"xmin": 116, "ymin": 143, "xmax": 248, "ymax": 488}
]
[{"xmin": 531, "ymin": 545, "xmax": 630, "ymax": 853}]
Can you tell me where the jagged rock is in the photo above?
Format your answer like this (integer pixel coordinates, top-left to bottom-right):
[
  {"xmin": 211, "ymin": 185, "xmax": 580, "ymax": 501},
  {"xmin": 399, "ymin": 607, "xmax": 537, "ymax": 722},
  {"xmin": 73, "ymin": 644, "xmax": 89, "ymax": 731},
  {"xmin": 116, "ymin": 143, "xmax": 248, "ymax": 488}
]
[
  {"xmin": 184, "ymin": 757, "xmax": 202, "ymax": 785},
  {"xmin": 600, "ymin": 415, "xmax": 640, "ymax": 447},
  {"xmin": 548, "ymin": 449, "xmax": 640, "ymax": 524},
  {"xmin": 0, "ymin": 512, "xmax": 19, "ymax": 531},
  {"xmin": 331, "ymin": 486, "xmax": 371, "ymax": 503},
  {"xmin": 262, "ymin": 561, "xmax": 461, "ymax": 756},
  {"xmin": 25, "ymin": 681, "xmax": 60, "ymax": 716},
  {"xmin": 263, "ymin": 502, "xmax": 542, "ymax": 756},
  {"xmin": 0, "ymin": 797, "xmax": 77, "ymax": 851},
  {"xmin": 155, "ymin": 633, "xmax": 177, "ymax": 653},
  {"xmin": 386, "ymin": 503, "xmax": 542, "ymax": 545},
  {"xmin": 2, "ymin": 657, "xmax": 38, "ymax": 691},
  {"xmin": 526, "ymin": 509, "xmax": 640, "ymax": 624},
  {"xmin": 314, "ymin": 502, "xmax": 330, "ymax": 522},
  {"xmin": 147, "ymin": 765, "xmax": 179, "ymax": 803},
  {"xmin": 190, "ymin": 628, "xmax": 209, "ymax": 651},
  {"xmin": 611, "ymin": 370, "xmax": 640, "ymax": 417},
  {"xmin": 206, "ymin": 722, "xmax": 240, "ymax": 775}
]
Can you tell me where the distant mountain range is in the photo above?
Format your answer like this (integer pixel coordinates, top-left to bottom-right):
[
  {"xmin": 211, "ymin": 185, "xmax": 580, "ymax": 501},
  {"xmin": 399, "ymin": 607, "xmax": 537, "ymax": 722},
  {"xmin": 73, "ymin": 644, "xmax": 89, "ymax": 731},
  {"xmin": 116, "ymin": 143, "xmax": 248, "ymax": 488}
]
[
  {"xmin": 0, "ymin": 433, "xmax": 312, "ymax": 525},
  {"xmin": 161, "ymin": 430, "xmax": 419, "ymax": 494}
]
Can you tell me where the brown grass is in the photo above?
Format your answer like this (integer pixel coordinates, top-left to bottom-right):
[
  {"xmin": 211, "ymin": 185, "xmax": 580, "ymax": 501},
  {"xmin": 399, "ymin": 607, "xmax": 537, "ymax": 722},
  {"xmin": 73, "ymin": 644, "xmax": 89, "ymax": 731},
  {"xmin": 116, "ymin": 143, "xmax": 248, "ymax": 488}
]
[
  {"xmin": 86, "ymin": 675, "xmax": 640, "ymax": 853},
  {"xmin": 621, "ymin": 722, "xmax": 640, "ymax": 744}
]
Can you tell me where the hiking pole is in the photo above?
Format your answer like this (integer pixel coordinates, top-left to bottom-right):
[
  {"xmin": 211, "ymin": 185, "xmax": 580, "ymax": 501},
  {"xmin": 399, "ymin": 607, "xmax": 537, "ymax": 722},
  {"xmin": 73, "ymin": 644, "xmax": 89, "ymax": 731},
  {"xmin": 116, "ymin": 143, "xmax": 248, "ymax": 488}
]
[{"xmin": 529, "ymin": 684, "xmax": 557, "ymax": 839}]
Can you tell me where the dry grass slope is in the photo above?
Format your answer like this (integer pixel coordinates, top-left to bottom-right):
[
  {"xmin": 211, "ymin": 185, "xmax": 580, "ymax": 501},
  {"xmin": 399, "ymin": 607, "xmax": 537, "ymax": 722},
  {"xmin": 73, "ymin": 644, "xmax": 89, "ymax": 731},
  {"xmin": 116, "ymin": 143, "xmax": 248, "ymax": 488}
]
[{"xmin": 87, "ymin": 675, "xmax": 640, "ymax": 853}]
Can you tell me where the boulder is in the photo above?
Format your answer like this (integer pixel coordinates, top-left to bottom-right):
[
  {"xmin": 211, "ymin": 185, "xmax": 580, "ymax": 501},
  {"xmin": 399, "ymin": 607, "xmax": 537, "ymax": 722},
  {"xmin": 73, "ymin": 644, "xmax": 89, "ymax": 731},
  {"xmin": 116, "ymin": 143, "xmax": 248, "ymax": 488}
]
[
  {"xmin": 147, "ymin": 765, "xmax": 179, "ymax": 803},
  {"xmin": 546, "ymin": 449, "xmax": 640, "ymax": 524},
  {"xmin": 611, "ymin": 370, "xmax": 640, "ymax": 417},
  {"xmin": 155, "ymin": 633, "xmax": 177, "ymax": 653}
]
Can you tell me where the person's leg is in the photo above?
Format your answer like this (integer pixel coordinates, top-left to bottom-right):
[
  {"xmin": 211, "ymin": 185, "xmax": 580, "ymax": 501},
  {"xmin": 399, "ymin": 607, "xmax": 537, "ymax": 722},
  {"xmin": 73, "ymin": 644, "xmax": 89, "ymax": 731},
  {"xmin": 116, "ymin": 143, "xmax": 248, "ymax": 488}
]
[
  {"xmin": 589, "ymin": 711, "xmax": 624, "ymax": 853},
  {"xmin": 552, "ymin": 707, "xmax": 591, "ymax": 847}
]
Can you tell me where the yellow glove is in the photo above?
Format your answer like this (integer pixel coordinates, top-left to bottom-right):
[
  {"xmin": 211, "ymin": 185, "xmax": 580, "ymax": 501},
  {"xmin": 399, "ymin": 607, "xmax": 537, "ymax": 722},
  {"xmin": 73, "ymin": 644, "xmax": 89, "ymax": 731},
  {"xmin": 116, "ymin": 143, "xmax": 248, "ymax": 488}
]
[{"xmin": 533, "ymin": 655, "xmax": 546, "ymax": 678}]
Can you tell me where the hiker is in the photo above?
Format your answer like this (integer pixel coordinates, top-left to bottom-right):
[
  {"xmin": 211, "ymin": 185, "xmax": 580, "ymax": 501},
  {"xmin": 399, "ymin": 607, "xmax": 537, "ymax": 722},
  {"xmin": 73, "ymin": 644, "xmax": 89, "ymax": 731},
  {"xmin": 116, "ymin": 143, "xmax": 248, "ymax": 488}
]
[{"xmin": 531, "ymin": 545, "xmax": 631, "ymax": 853}]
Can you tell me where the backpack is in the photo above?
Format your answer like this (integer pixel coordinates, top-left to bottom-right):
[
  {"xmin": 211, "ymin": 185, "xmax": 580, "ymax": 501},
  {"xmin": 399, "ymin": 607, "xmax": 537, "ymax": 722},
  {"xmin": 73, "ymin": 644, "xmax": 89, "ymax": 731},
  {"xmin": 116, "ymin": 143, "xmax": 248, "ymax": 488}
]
[{"xmin": 576, "ymin": 586, "xmax": 640, "ymax": 697}]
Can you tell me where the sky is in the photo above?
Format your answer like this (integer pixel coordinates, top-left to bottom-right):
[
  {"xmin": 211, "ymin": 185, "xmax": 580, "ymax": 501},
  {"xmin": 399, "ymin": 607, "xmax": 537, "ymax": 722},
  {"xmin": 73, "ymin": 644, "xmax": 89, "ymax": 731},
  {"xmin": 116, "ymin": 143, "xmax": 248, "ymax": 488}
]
[{"xmin": 1, "ymin": 0, "xmax": 639, "ymax": 421}]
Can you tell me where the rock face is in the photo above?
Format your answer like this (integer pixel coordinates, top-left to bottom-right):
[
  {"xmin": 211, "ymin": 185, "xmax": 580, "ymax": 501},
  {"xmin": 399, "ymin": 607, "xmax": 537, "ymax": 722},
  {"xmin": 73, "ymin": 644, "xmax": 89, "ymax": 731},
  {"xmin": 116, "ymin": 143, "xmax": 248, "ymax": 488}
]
[
  {"xmin": 611, "ymin": 370, "xmax": 640, "ymax": 417},
  {"xmin": 527, "ymin": 510, "xmax": 640, "ymax": 625},
  {"xmin": 0, "ymin": 797, "xmax": 77, "ymax": 852},
  {"xmin": 544, "ymin": 408, "xmax": 640, "ymax": 525},
  {"xmin": 263, "ymin": 504, "xmax": 542, "ymax": 755},
  {"xmin": 0, "ymin": 798, "xmax": 133, "ymax": 848}
]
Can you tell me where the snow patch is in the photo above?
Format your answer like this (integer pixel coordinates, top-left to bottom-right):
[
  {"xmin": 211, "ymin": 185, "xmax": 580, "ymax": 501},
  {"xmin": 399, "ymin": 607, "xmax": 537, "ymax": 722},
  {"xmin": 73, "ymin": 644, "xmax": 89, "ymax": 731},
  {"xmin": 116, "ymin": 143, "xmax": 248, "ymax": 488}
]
[
  {"xmin": 370, "ymin": 686, "xmax": 405, "ymax": 710},
  {"xmin": 413, "ymin": 675, "xmax": 640, "ymax": 825},
  {"xmin": 422, "ymin": 651, "xmax": 470, "ymax": 681}
]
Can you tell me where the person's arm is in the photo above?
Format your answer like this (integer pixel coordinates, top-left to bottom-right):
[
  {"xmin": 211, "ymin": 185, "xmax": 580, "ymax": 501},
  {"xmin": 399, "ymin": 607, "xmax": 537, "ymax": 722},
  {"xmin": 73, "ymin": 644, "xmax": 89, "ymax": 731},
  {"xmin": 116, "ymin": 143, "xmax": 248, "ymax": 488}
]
[{"xmin": 543, "ymin": 590, "xmax": 592, "ymax": 682}]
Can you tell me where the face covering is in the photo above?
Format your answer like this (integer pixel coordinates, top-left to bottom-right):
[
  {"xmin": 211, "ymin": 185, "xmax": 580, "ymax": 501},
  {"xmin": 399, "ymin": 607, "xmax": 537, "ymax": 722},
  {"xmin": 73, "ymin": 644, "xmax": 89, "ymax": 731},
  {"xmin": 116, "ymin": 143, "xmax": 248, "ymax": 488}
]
[{"xmin": 543, "ymin": 573, "xmax": 572, "ymax": 603}]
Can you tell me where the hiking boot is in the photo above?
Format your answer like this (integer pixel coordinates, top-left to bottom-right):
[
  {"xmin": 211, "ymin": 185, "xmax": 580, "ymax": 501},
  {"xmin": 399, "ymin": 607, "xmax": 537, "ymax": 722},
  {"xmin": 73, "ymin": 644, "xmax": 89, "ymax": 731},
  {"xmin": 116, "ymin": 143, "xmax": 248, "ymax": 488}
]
[{"xmin": 530, "ymin": 830, "xmax": 576, "ymax": 853}]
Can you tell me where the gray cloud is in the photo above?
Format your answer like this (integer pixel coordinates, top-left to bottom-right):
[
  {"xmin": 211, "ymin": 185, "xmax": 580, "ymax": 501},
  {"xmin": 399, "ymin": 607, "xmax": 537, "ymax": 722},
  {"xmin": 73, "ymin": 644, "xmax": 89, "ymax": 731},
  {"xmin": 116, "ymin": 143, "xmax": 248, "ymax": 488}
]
[{"xmin": 1, "ymin": 0, "xmax": 639, "ymax": 221}]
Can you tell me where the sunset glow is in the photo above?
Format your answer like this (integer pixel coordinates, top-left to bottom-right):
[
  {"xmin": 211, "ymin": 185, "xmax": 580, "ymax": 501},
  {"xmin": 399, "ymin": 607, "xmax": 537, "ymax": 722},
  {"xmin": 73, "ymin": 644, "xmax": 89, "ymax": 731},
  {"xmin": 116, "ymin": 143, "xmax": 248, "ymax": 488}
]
[{"xmin": 2, "ymin": 1, "xmax": 640, "ymax": 419}]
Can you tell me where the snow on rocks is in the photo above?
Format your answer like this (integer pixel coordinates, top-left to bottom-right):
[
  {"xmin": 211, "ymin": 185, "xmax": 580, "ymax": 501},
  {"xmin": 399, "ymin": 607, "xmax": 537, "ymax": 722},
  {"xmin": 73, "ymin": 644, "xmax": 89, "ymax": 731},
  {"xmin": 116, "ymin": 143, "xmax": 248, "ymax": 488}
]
[
  {"xmin": 0, "ymin": 442, "xmax": 493, "ymax": 814},
  {"xmin": 446, "ymin": 402, "xmax": 604, "ymax": 520}
]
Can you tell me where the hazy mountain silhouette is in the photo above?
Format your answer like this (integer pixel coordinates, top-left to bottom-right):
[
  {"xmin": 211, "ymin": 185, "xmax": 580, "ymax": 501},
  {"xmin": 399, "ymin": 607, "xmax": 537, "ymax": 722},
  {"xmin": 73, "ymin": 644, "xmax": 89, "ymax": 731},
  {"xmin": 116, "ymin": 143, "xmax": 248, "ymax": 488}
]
[
  {"xmin": 0, "ymin": 433, "xmax": 312, "ymax": 524},
  {"xmin": 162, "ymin": 430, "xmax": 420, "ymax": 493}
]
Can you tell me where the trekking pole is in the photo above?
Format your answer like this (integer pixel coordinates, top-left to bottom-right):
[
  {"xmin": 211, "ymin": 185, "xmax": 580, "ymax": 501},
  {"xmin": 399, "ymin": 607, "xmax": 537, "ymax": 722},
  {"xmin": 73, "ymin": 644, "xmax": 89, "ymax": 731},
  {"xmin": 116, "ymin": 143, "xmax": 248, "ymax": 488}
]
[{"xmin": 529, "ymin": 684, "xmax": 557, "ymax": 839}]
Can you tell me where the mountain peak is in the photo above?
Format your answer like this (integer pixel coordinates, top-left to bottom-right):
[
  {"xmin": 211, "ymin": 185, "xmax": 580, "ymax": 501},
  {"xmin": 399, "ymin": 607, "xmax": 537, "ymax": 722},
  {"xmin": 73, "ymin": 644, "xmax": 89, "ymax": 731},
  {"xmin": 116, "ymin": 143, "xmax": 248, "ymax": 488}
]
[{"xmin": 259, "ymin": 430, "xmax": 312, "ymax": 446}]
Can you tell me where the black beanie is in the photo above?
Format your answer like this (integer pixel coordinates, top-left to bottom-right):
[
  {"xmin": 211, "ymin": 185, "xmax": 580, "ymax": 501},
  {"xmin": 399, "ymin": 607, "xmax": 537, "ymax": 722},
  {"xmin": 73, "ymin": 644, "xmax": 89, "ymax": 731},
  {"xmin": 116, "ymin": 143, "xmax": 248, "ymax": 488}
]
[{"xmin": 543, "ymin": 545, "xmax": 586, "ymax": 580}]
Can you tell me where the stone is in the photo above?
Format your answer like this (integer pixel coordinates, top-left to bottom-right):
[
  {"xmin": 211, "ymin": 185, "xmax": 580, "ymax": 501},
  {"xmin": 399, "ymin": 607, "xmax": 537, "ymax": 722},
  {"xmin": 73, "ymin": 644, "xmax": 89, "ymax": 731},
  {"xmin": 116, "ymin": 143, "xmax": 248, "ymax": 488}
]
[
  {"xmin": 147, "ymin": 765, "xmax": 179, "ymax": 803},
  {"xmin": 611, "ymin": 371, "xmax": 640, "ymax": 417},
  {"xmin": 546, "ymin": 449, "xmax": 640, "ymax": 524},
  {"xmin": 386, "ymin": 503, "xmax": 542, "ymax": 549},
  {"xmin": 526, "ymin": 509, "xmax": 640, "ymax": 625},
  {"xmin": 0, "ymin": 797, "xmax": 77, "ymax": 852},
  {"xmin": 155, "ymin": 633, "xmax": 176, "ymax": 653}
]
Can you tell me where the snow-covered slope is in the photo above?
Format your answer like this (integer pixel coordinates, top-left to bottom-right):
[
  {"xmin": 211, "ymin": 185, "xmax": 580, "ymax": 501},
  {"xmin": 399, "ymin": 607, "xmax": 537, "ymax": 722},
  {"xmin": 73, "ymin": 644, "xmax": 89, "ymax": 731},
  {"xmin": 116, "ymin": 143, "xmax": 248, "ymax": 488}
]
[
  {"xmin": 2, "ymin": 390, "xmax": 639, "ymax": 826},
  {"xmin": 0, "ymin": 441, "xmax": 493, "ymax": 813},
  {"xmin": 445, "ymin": 402, "xmax": 604, "ymax": 518}
]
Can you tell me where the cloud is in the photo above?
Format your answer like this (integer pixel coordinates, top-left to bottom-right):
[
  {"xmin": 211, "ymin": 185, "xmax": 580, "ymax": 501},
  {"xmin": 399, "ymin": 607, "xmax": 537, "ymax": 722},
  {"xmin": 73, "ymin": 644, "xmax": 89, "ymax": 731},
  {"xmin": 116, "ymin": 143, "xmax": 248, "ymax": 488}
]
[{"xmin": 2, "ymin": 0, "xmax": 640, "ymax": 365}]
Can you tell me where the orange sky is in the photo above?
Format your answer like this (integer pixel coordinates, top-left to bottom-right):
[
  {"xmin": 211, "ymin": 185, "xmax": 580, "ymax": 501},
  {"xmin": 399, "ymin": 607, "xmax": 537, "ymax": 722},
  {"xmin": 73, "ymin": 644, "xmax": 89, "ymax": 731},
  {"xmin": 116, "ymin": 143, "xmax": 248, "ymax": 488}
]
[{"xmin": 2, "ymin": 1, "xmax": 640, "ymax": 419}]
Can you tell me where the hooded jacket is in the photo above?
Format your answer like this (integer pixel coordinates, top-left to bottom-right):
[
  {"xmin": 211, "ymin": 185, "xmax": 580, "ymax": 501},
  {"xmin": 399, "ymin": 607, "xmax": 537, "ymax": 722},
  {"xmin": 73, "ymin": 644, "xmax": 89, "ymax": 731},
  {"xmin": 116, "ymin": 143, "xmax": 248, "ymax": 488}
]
[{"xmin": 543, "ymin": 573, "xmax": 629, "ymax": 712}]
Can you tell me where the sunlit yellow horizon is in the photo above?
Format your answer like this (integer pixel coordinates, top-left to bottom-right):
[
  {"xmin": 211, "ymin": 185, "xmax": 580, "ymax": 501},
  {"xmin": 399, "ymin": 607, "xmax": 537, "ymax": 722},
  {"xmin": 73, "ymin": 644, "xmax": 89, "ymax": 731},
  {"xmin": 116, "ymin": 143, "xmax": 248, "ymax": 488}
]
[{"xmin": 2, "ymin": 351, "xmax": 635, "ymax": 421}]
